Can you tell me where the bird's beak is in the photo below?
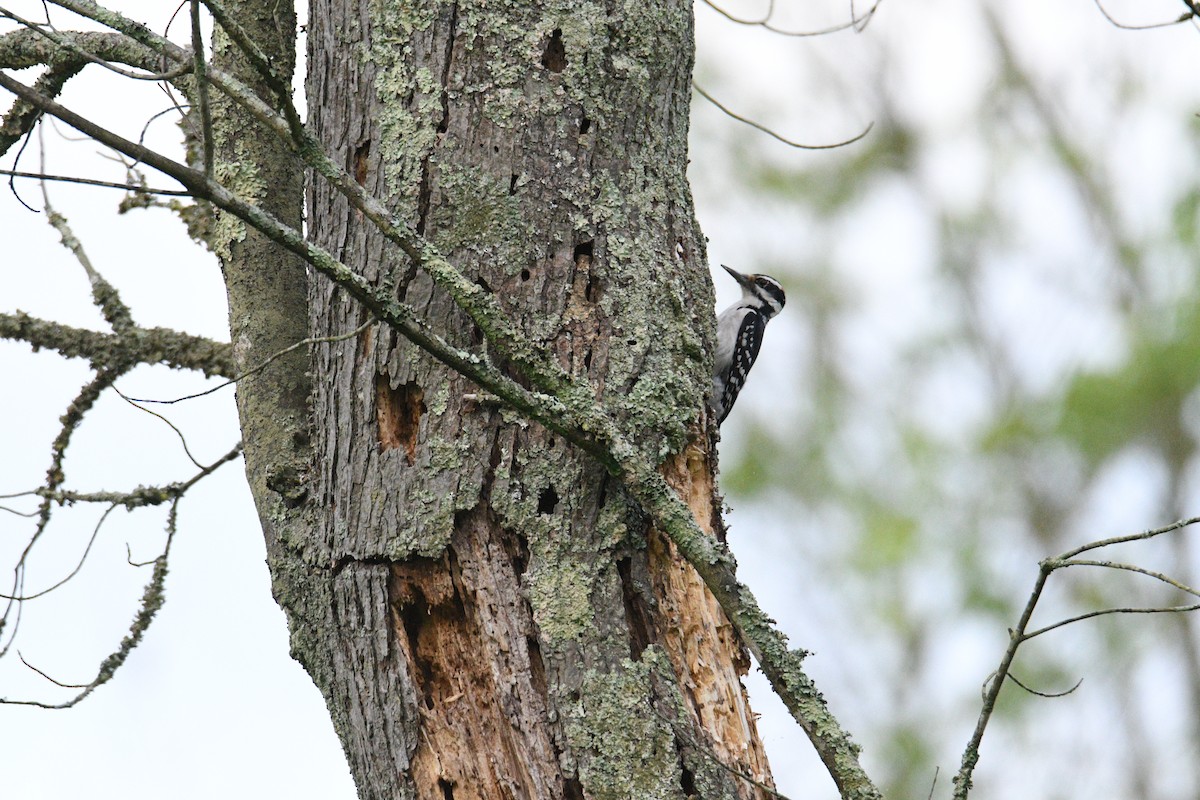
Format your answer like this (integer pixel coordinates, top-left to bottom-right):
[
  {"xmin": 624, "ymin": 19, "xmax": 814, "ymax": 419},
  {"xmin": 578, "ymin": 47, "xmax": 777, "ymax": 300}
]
[{"xmin": 721, "ymin": 264, "xmax": 755, "ymax": 289}]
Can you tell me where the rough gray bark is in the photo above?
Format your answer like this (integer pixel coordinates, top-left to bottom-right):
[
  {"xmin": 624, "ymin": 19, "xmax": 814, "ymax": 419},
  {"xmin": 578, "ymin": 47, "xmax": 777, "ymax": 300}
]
[
  {"xmin": 206, "ymin": 0, "xmax": 314, "ymax": 578},
  {"xmin": 283, "ymin": 0, "xmax": 775, "ymax": 797}
]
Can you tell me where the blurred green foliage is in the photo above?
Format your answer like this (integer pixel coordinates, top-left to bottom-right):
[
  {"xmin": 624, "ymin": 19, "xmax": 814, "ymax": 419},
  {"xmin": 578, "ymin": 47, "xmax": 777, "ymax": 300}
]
[{"xmin": 694, "ymin": 2, "xmax": 1200, "ymax": 797}]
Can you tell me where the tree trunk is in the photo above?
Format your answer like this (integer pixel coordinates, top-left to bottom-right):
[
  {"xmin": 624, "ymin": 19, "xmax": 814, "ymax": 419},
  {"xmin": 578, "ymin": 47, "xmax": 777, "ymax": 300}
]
[{"xmin": 251, "ymin": 1, "xmax": 777, "ymax": 797}]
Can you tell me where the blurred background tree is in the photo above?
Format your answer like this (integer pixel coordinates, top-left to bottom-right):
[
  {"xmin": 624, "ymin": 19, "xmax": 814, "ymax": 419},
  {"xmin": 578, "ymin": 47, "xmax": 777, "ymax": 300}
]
[{"xmin": 694, "ymin": 0, "xmax": 1200, "ymax": 797}]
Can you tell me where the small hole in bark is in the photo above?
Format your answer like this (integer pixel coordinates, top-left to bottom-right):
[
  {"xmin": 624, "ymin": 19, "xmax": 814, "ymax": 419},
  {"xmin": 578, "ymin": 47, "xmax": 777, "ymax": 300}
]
[
  {"xmin": 353, "ymin": 141, "xmax": 371, "ymax": 186},
  {"xmin": 563, "ymin": 778, "xmax": 585, "ymax": 800},
  {"xmin": 582, "ymin": 349, "xmax": 592, "ymax": 370},
  {"xmin": 527, "ymin": 633, "xmax": 547, "ymax": 700},
  {"xmin": 520, "ymin": 268, "xmax": 531, "ymax": 281},
  {"xmin": 475, "ymin": 276, "xmax": 492, "ymax": 293},
  {"xmin": 376, "ymin": 377, "xmax": 426, "ymax": 465},
  {"xmin": 573, "ymin": 240, "xmax": 594, "ymax": 261},
  {"xmin": 617, "ymin": 557, "xmax": 652, "ymax": 660},
  {"xmin": 509, "ymin": 173, "xmax": 519, "ymax": 194},
  {"xmin": 541, "ymin": 28, "xmax": 567, "ymax": 72},
  {"xmin": 538, "ymin": 485, "xmax": 559, "ymax": 515},
  {"xmin": 398, "ymin": 592, "xmax": 435, "ymax": 710},
  {"xmin": 579, "ymin": 113, "xmax": 591, "ymax": 134},
  {"xmin": 507, "ymin": 529, "xmax": 529, "ymax": 578},
  {"xmin": 438, "ymin": 778, "xmax": 455, "ymax": 800},
  {"xmin": 681, "ymin": 765, "xmax": 696, "ymax": 796},
  {"xmin": 585, "ymin": 272, "xmax": 601, "ymax": 302},
  {"xmin": 547, "ymin": 437, "xmax": 556, "ymax": 449}
]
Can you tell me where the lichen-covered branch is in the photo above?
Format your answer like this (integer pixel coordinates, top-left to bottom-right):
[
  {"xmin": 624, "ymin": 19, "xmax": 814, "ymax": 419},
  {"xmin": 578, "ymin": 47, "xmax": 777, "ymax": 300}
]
[
  {"xmin": 0, "ymin": 58, "xmax": 81, "ymax": 156},
  {"xmin": 0, "ymin": 192, "xmax": 239, "ymax": 699},
  {"xmin": 0, "ymin": 500, "xmax": 179, "ymax": 709},
  {"xmin": 0, "ymin": 25, "xmax": 165, "ymax": 154},
  {"xmin": 0, "ymin": 27, "xmax": 157, "ymax": 72},
  {"xmin": 0, "ymin": 311, "xmax": 234, "ymax": 377}
]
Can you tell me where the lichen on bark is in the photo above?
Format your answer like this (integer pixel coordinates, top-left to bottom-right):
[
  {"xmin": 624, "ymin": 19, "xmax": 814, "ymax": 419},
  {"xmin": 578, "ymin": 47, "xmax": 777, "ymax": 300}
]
[{"xmin": 296, "ymin": 0, "xmax": 771, "ymax": 796}]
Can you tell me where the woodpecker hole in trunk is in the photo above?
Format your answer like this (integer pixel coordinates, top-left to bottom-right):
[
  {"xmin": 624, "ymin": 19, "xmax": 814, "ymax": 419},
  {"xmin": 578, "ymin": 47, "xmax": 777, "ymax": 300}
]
[
  {"xmin": 376, "ymin": 377, "xmax": 425, "ymax": 464},
  {"xmin": 541, "ymin": 28, "xmax": 567, "ymax": 72}
]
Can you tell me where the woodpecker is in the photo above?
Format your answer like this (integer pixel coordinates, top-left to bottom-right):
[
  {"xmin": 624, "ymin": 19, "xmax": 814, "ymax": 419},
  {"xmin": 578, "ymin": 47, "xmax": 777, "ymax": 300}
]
[{"xmin": 711, "ymin": 264, "xmax": 786, "ymax": 424}]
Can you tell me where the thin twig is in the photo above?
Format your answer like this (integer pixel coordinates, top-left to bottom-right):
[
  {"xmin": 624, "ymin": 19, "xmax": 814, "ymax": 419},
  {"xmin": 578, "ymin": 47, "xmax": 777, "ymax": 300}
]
[
  {"xmin": 1090, "ymin": 0, "xmax": 1193, "ymax": 30},
  {"xmin": 0, "ymin": 500, "xmax": 178, "ymax": 708},
  {"xmin": 0, "ymin": 168, "xmax": 190, "ymax": 194},
  {"xmin": 122, "ymin": 319, "xmax": 375, "ymax": 405},
  {"xmin": 1060, "ymin": 515, "xmax": 1200, "ymax": 560},
  {"xmin": 114, "ymin": 388, "xmax": 205, "ymax": 469},
  {"xmin": 954, "ymin": 516, "xmax": 1200, "ymax": 798},
  {"xmin": 952, "ymin": 563, "xmax": 1051, "ymax": 798},
  {"xmin": 1024, "ymin": 603, "xmax": 1200, "ymax": 640},
  {"xmin": 1059, "ymin": 558, "xmax": 1200, "ymax": 599},
  {"xmin": 19, "ymin": 650, "xmax": 89, "ymax": 688},
  {"xmin": 0, "ymin": 503, "xmax": 116, "ymax": 601},
  {"xmin": 1006, "ymin": 673, "xmax": 1083, "ymax": 699},
  {"xmin": 699, "ymin": 0, "xmax": 881, "ymax": 36},
  {"xmin": 692, "ymin": 82, "xmax": 873, "ymax": 150}
]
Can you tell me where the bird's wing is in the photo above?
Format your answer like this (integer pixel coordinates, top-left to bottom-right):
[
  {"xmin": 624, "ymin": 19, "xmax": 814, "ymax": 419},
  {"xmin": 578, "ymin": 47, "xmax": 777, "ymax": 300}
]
[{"xmin": 718, "ymin": 309, "xmax": 766, "ymax": 423}]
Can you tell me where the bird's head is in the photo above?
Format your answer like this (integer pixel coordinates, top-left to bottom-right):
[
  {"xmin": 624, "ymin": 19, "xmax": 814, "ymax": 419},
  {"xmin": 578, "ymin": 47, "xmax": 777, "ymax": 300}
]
[{"xmin": 722, "ymin": 264, "xmax": 786, "ymax": 318}]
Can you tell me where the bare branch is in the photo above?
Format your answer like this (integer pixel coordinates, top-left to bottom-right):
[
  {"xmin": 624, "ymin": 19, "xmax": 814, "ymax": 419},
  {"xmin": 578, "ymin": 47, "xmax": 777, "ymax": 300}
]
[
  {"xmin": 1024, "ymin": 603, "xmax": 1200, "ymax": 640},
  {"xmin": 1057, "ymin": 558, "xmax": 1200, "ymax": 599},
  {"xmin": 0, "ymin": 5, "xmax": 187, "ymax": 81},
  {"xmin": 0, "ymin": 500, "xmax": 176, "ymax": 708},
  {"xmin": 114, "ymin": 388, "xmax": 206, "ymax": 469},
  {"xmin": 953, "ymin": 563, "xmax": 1051, "ymax": 798},
  {"xmin": 42, "ymin": 191, "xmax": 136, "ymax": 332},
  {"xmin": 1059, "ymin": 515, "xmax": 1200, "ymax": 559},
  {"xmin": 699, "ymin": 0, "xmax": 882, "ymax": 37},
  {"xmin": 36, "ymin": 442, "xmax": 242, "ymax": 509},
  {"xmin": 19, "ymin": 650, "xmax": 90, "ymax": 688},
  {"xmin": 0, "ymin": 365, "xmax": 122, "ymax": 659},
  {"xmin": 955, "ymin": 516, "xmax": 1200, "ymax": 797},
  {"xmin": 0, "ymin": 27, "xmax": 156, "ymax": 72},
  {"xmin": 1006, "ymin": 673, "xmax": 1083, "ymax": 699},
  {"xmin": 0, "ymin": 503, "xmax": 116, "ymax": 601},
  {"xmin": 123, "ymin": 319, "xmax": 375, "ymax": 405},
  {"xmin": 0, "ymin": 168, "xmax": 191, "ymax": 194},
  {"xmin": 0, "ymin": 59, "xmax": 79, "ymax": 157},
  {"xmin": 692, "ymin": 82, "xmax": 874, "ymax": 150},
  {"xmin": 1090, "ymin": 0, "xmax": 1194, "ymax": 30}
]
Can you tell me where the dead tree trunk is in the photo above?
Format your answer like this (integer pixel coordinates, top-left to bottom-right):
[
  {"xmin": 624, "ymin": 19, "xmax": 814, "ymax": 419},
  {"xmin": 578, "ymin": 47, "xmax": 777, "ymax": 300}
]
[{"xmin": 247, "ymin": 1, "xmax": 776, "ymax": 796}]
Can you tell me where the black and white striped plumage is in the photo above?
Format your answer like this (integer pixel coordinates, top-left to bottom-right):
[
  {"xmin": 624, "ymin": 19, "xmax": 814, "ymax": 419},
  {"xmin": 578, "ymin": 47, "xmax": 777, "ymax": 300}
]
[{"xmin": 711, "ymin": 265, "xmax": 786, "ymax": 425}]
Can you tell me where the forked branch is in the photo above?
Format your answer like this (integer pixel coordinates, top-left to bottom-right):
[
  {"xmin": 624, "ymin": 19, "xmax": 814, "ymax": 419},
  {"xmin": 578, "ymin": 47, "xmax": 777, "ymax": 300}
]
[{"xmin": 953, "ymin": 516, "xmax": 1200, "ymax": 798}]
